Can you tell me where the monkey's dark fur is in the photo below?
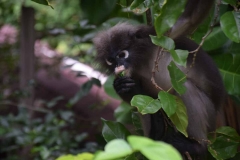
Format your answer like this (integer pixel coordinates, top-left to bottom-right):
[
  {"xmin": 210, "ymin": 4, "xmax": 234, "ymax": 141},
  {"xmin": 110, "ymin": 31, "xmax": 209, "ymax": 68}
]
[{"xmin": 93, "ymin": 1, "xmax": 225, "ymax": 159}]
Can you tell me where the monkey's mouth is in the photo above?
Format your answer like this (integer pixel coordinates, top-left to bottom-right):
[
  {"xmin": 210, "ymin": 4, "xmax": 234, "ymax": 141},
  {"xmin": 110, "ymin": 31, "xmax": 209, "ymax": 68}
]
[{"xmin": 115, "ymin": 65, "xmax": 125, "ymax": 75}]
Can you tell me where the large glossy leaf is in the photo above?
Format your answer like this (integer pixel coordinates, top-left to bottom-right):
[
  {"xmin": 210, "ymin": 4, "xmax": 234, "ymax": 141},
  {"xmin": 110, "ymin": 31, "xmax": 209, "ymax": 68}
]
[
  {"xmin": 131, "ymin": 95, "xmax": 162, "ymax": 114},
  {"xmin": 94, "ymin": 139, "xmax": 132, "ymax": 160},
  {"xmin": 216, "ymin": 126, "xmax": 240, "ymax": 141},
  {"xmin": 169, "ymin": 97, "xmax": 188, "ymax": 137},
  {"xmin": 57, "ymin": 153, "xmax": 94, "ymax": 160},
  {"xmin": 220, "ymin": 11, "xmax": 240, "ymax": 43},
  {"xmin": 206, "ymin": 39, "xmax": 240, "ymax": 55},
  {"xmin": 150, "ymin": 35, "xmax": 175, "ymax": 50},
  {"xmin": 169, "ymin": 49, "xmax": 189, "ymax": 67},
  {"xmin": 101, "ymin": 119, "xmax": 131, "ymax": 142},
  {"xmin": 167, "ymin": 61, "xmax": 186, "ymax": 95},
  {"xmin": 208, "ymin": 136, "xmax": 239, "ymax": 160},
  {"xmin": 226, "ymin": 41, "xmax": 240, "ymax": 54},
  {"xmin": 114, "ymin": 102, "xmax": 133, "ymax": 124},
  {"xmin": 81, "ymin": 0, "xmax": 117, "ymax": 24},
  {"xmin": 213, "ymin": 54, "xmax": 240, "ymax": 95},
  {"xmin": 158, "ymin": 91, "xmax": 177, "ymax": 117},
  {"xmin": 201, "ymin": 27, "xmax": 229, "ymax": 51},
  {"xmin": 154, "ymin": 0, "xmax": 186, "ymax": 37},
  {"xmin": 128, "ymin": 136, "xmax": 182, "ymax": 160}
]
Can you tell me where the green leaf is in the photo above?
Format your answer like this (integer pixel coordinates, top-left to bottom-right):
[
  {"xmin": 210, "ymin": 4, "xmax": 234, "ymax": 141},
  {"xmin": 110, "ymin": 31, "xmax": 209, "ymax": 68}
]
[
  {"xmin": 46, "ymin": 96, "xmax": 64, "ymax": 108},
  {"xmin": 114, "ymin": 102, "xmax": 134, "ymax": 124},
  {"xmin": 132, "ymin": 111, "xmax": 144, "ymax": 135},
  {"xmin": 56, "ymin": 154, "xmax": 75, "ymax": 160},
  {"xmin": 130, "ymin": 95, "xmax": 162, "ymax": 114},
  {"xmin": 169, "ymin": 97, "xmax": 188, "ymax": 137},
  {"xmin": 150, "ymin": 35, "xmax": 175, "ymax": 50},
  {"xmin": 130, "ymin": 0, "xmax": 145, "ymax": 10},
  {"xmin": 76, "ymin": 153, "xmax": 94, "ymax": 160},
  {"xmin": 169, "ymin": 49, "xmax": 189, "ymax": 67},
  {"xmin": 128, "ymin": 136, "xmax": 182, "ymax": 160},
  {"xmin": 128, "ymin": 135, "xmax": 156, "ymax": 150},
  {"xmin": 220, "ymin": 11, "xmax": 240, "ymax": 43},
  {"xmin": 229, "ymin": 152, "xmax": 240, "ymax": 160},
  {"xmin": 208, "ymin": 136, "xmax": 239, "ymax": 160},
  {"xmin": 158, "ymin": 91, "xmax": 177, "ymax": 117},
  {"xmin": 67, "ymin": 80, "xmax": 94, "ymax": 107},
  {"xmin": 129, "ymin": 0, "xmax": 154, "ymax": 14},
  {"xmin": 226, "ymin": 41, "xmax": 240, "ymax": 54},
  {"xmin": 59, "ymin": 111, "xmax": 73, "ymax": 121},
  {"xmin": 222, "ymin": 0, "xmax": 237, "ymax": 6},
  {"xmin": 125, "ymin": 153, "xmax": 138, "ymax": 160},
  {"xmin": 201, "ymin": 27, "xmax": 229, "ymax": 51},
  {"xmin": 216, "ymin": 126, "xmax": 240, "ymax": 141},
  {"xmin": 213, "ymin": 54, "xmax": 240, "ymax": 95},
  {"xmin": 154, "ymin": 0, "xmax": 187, "ymax": 37},
  {"xmin": 101, "ymin": 119, "xmax": 131, "ymax": 142},
  {"xmin": 167, "ymin": 61, "xmax": 186, "ymax": 95},
  {"xmin": 104, "ymin": 75, "xmax": 121, "ymax": 100},
  {"xmin": 81, "ymin": 0, "xmax": 117, "ymax": 24},
  {"xmin": 131, "ymin": 3, "xmax": 149, "ymax": 14},
  {"xmin": 119, "ymin": 0, "xmax": 127, "ymax": 6},
  {"xmin": 31, "ymin": 0, "xmax": 54, "ymax": 9},
  {"xmin": 94, "ymin": 139, "xmax": 132, "ymax": 160}
]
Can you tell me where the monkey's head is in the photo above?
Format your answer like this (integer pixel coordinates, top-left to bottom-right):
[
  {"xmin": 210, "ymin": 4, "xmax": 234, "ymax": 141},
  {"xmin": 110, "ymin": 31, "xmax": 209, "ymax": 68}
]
[{"xmin": 93, "ymin": 23, "xmax": 156, "ymax": 76}]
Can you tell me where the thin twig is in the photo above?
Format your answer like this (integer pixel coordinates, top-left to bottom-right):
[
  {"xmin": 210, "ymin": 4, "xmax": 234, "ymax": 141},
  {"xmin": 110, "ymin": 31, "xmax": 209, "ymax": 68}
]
[{"xmin": 151, "ymin": 47, "xmax": 164, "ymax": 90}]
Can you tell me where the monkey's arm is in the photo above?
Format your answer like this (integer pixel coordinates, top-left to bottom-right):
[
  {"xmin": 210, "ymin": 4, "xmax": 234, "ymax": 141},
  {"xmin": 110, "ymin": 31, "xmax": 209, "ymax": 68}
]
[
  {"xmin": 113, "ymin": 76, "xmax": 143, "ymax": 103},
  {"xmin": 170, "ymin": 0, "xmax": 214, "ymax": 39}
]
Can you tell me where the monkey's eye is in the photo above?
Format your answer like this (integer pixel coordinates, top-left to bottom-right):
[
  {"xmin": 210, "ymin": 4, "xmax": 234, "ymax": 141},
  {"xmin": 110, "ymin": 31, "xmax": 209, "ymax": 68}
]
[
  {"xmin": 117, "ymin": 50, "xmax": 129, "ymax": 59},
  {"xmin": 105, "ymin": 58, "xmax": 114, "ymax": 66}
]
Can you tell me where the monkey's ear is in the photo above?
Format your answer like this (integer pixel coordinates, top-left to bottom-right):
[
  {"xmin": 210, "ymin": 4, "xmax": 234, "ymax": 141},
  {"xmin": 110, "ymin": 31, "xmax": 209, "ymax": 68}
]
[{"xmin": 132, "ymin": 26, "xmax": 155, "ymax": 39}]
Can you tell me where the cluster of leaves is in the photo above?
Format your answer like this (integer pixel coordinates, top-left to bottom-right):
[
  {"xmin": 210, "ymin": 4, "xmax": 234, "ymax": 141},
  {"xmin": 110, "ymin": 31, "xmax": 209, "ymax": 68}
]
[
  {"xmin": 58, "ymin": 123, "xmax": 182, "ymax": 160},
  {"xmin": 208, "ymin": 127, "xmax": 240, "ymax": 160},
  {"xmin": 0, "ymin": 105, "xmax": 98, "ymax": 160}
]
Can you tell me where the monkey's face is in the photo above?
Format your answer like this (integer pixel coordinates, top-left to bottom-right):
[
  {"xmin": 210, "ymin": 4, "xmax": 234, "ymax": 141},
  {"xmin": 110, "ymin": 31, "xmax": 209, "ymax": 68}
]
[{"xmin": 93, "ymin": 23, "xmax": 156, "ymax": 77}]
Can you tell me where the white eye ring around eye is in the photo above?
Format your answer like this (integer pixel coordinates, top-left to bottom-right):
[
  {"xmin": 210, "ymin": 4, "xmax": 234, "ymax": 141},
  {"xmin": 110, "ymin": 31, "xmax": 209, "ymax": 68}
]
[
  {"xmin": 122, "ymin": 50, "xmax": 129, "ymax": 58},
  {"xmin": 105, "ymin": 59, "xmax": 113, "ymax": 66},
  {"xmin": 117, "ymin": 50, "xmax": 129, "ymax": 59}
]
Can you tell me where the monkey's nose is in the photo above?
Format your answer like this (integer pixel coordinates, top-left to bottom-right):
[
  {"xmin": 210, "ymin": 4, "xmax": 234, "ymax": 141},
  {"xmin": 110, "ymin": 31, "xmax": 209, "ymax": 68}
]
[{"xmin": 115, "ymin": 65, "xmax": 125, "ymax": 75}]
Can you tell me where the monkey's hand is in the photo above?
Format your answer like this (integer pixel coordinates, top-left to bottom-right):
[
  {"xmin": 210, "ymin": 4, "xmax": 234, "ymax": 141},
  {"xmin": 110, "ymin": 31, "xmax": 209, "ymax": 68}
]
[{"xmin": 113, "ymin": 76, "xmax": 136, "ymax": 94}]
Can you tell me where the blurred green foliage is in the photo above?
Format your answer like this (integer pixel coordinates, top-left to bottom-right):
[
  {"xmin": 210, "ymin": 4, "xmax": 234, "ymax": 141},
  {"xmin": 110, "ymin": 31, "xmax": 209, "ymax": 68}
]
[{"xmin": 0, "ymin": 106, "xmax": 98, "ymax": 160}]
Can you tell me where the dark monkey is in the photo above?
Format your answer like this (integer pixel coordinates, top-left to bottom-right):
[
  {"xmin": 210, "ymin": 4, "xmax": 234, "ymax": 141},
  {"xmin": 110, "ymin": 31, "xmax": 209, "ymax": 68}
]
[{"xmin": 93, "ymin": 0, "xmax": 225, "ymax": 159}]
